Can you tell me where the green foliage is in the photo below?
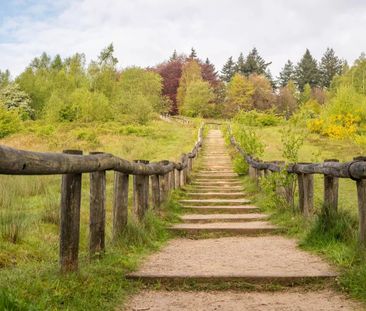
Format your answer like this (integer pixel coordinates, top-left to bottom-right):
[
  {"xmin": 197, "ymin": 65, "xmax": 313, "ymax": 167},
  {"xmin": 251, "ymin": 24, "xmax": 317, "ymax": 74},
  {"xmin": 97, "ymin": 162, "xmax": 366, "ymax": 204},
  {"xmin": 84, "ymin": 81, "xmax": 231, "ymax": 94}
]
[
  {"xmin": 295, "ymin": 49, "xmax": 320, "ymax": 91},
  {"xmin": 0, "ymin": 107, "xmax": 22, "ymax": 138},
  {"xmin": 232, "ymin": 123, "xmax": 264, "ymax": 158},
  {"xmin": 225, "ymin": 73, "xmax": 254, "ymax": 116},
  {"xmin": 233, "ymin": 110, "xmax": 282, "ymax": 127},
  {"xmin": 71, "ymin": 88, "xmax": 112, "ymax": 122},
  {"xmin": 114, "ymin": 67, "xmax": 163, "ymax": 124},
  {"xmin": 176, "ymin": 60, "xmax": 202, "ymax": 109},
  {"xmin": 280, "ymin": 126, "xmax": 304, "ymax": 163},
  {"xmin": 277, "ymin": 60, "xmax": 296, "ymax": 88},
  {"xmin": 181, "ymin": 80, "xmax": 214, "ymax": 117},
  {"xmin": 0, "ymin": 83, "xmax": 34, "ymax": 119}
]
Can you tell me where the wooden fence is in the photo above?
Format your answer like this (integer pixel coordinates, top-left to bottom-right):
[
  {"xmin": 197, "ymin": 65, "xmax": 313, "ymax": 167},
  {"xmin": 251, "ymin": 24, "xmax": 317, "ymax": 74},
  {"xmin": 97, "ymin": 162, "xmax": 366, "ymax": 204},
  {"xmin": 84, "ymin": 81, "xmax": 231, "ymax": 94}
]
[
  {"xmin": 228, "ymin": 125, "xmax": 366, "ymax": 245},
  {"xmin": 0, "ymin": 125, "xmax": 203, "ymax": 273}
]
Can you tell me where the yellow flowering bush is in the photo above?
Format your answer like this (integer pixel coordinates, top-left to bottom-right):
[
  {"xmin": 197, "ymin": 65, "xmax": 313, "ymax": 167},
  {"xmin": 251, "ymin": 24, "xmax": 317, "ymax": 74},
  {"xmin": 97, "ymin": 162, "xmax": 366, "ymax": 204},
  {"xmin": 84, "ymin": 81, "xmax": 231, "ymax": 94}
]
[{"xmin": 307, "ymin": 113, "xmax": 360, "ymax": 139}]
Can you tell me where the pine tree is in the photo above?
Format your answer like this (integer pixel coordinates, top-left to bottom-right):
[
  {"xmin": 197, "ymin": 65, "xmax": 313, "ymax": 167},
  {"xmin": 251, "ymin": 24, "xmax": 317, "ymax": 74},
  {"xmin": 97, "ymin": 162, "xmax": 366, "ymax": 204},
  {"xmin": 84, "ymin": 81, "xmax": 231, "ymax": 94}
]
[
  {"xmin": 235, "ymin": 53, "xmax": 246, "ymax": 75},
  {"xmin": 295, "ymin": 49, "xmax": 320, "ymax": 91},
  {"xmin": 170, "ymin": 50, "xmax": 178, "ymax": 61},
  {"xmin": 220, "ymin": 56, "xmax": 236, "ymax": 82},
  {"xmin": 201, "ymin": 58, "xmax": 220, "ymax": 87},
  {"xmin": 277, "ymin": 60, "xmax": 295, "ymax": 87},
  {"xmin": 243, "ymin": 48, "xmax": 271, "ymax": 76},
  {"xmin": 51, "ymin": 55, "xmax": 63, "ymax": 71},
  {"xmin": 319, "ymin": 48, "xmax": 343, "ymax": 88},
  {"xmin": 189, "ymin": 47, "xmax": 197, "ymax": 59}
]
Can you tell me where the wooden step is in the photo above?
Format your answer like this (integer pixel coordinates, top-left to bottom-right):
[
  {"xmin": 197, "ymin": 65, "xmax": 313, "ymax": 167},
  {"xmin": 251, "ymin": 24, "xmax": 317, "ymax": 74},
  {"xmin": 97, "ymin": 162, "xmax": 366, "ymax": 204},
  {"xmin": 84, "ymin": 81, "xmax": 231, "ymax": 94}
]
[
  {"xmin": 180, "ymin": 213, "xmax": 268, "ymax": 223},
  {"xmin": 194, "ymin": 175, "xmax": 238, "ymax": 180},
  {"xmin": 126, "ymin": 236, "xmax": 337, "ymax": 286},
  {"xmin": 187, "ymin": 192, "xmax": 246, "ymax": 199},
  {"xmin": 179, "ymin": 199, "xmax": 250, "ymax": 206},
  {"xmin": 170, "ymin": 221, "xmax": 279, "ymax": 235},
  {"xmin": 182, "ymin": 205, "xmax": 259, "ymax": 214}
]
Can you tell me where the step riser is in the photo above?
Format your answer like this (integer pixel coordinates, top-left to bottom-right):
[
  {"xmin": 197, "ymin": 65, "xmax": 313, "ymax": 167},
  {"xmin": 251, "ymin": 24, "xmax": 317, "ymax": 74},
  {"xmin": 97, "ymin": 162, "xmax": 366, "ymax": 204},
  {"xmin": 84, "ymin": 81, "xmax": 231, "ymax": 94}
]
[
  {"xmin": 126, "ymin": 275, "xmax": 336, "ymax": 286},
  {"xmin": 187, "ymin": 194, "xmax": 246, "ymax": 199},
  {"xmin": 183, "ymin": 207, "xmax": 259, "ymax": 214},
  {"xmin": 170, "ymin": 227, "xmax": 279, "ymax": 235},
  {"xmin": 181, "ymin": 218, "xmax": 267, "ymax": 223}
]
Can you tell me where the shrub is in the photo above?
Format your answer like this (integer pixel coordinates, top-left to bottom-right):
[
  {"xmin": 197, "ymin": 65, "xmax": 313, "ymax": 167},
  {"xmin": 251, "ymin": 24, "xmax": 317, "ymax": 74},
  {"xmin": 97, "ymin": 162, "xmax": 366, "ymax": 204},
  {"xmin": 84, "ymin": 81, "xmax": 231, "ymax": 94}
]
[
  {"xmin": 0, "ymin": 107, "xmax": 22, "ymax": 138},
  {"xmin": 232, "ymin": 123, "xmax": 264, "ymax": 158},
  {"xmin": 233, "ymin": 110, "xmax": 282, "ymax": 127}
]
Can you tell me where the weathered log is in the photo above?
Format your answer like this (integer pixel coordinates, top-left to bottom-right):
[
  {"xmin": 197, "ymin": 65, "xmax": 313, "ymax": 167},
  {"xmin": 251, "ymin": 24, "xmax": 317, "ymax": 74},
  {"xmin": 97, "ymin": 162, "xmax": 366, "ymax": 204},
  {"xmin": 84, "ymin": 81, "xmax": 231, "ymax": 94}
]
[
  {"xmin": 112, "ymin": 172, "xmax": 129, "ymax": 239},
  {"xmin": 151, "ymin": 175, "xmax": 160, "ymax": 208},
  {"xmin": 170, "ymin": 169, "xmax": 176, "ymax": 190},
  {"xmin": 248, "ymin": 166, "xmax": 256, "ymax": 180},
  {"xmin": 60, "ymin": 150, "xmax": 82, "ymax": 273},
  {"xmin": 89, "ymin": 153, "xmax": 106, "ymax": 258},
  {"xmin": 357, "ymin": 178, "xmax": 366, "ymax": 246},
  {"xmin": 133, "ymin": 160, "xmax": 149, "ymax": 220},
  {"xmin": 298, "ymin": 173, "xmax": 314, "ymax": 217},
  {"xmin": 323, "ymin": 159, "xmax": 339, "ymax": 215},
  {"xmin": 0, "ymin": 145, "xmax": 182, "ymax": 175},
  {"xmin": 175, "ymin": 169, "xmax": 181, "ymax": 188}
]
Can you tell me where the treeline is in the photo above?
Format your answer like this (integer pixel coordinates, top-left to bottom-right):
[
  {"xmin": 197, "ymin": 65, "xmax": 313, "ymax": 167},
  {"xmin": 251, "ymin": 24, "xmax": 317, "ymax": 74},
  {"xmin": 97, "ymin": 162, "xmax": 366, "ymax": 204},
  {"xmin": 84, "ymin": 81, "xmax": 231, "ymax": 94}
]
[{"xmin": 0, "ymin": 44, "xmax": 366, "ymax": 139}]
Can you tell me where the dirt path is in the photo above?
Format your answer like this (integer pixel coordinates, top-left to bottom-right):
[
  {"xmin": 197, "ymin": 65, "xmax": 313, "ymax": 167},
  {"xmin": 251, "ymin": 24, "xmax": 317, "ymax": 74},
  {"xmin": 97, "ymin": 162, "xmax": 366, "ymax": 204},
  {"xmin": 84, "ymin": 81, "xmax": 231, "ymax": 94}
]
[{"xmin": 124, "ymin": 129, "xmax": 361, "ymax": 310}]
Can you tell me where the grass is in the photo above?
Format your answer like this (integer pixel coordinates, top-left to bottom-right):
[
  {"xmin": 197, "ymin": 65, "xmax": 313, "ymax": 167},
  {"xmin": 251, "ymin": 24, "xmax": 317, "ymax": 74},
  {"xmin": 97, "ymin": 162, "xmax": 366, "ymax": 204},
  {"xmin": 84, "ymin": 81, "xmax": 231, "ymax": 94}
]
[
  {"xmin": 229, "ymin": 124, "xmax": 366, "ymax": 303},
  {"xmin": 0, "ymin": 118, "xmax": 197, "ymax": 310}
]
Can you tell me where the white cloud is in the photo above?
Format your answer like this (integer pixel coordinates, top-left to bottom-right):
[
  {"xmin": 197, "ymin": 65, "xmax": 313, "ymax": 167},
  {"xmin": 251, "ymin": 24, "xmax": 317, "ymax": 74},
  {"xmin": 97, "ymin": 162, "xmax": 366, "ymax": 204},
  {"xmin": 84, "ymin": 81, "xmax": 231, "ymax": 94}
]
[{"xmin": 1, "ymin": 0, "xmax": 366, "ymax": 77}]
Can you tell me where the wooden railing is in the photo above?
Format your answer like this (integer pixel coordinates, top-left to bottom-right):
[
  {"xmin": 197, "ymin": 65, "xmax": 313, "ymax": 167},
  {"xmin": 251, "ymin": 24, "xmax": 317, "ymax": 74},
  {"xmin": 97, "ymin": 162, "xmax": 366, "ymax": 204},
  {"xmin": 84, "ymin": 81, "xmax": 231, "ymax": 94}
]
[
  {"xmin": 0, "ymin": 125, "xmax": 203, "ymax": 273},
  {"xmin": 228, "ymin": 125, "xmax": 366, "ymax": 245}
]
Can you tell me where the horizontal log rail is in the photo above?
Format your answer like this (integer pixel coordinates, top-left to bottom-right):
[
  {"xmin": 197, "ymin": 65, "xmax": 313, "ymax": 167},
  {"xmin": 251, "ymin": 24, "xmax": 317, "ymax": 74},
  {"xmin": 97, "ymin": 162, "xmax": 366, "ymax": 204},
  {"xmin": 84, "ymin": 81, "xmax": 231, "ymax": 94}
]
[
  {"xmin": 228, "ymin": 124, "xmax": 366, "ymax": 246},
  {"xmin": 0, "ymin": 126, "xmax": 203, "ymax": 175},
  {"xmin": 229, "ymin": 126, "xmax": 366, "ymax": 180},
  {"xmin": 0, "ymin": 124, "xmax": 204, "ymax": 273}
]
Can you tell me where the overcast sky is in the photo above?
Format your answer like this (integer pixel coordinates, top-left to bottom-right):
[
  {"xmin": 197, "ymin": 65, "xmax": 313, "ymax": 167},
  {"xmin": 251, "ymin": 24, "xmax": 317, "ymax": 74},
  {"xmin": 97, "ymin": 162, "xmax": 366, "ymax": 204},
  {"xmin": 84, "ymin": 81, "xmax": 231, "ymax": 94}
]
[{"xmin": 1, "ymin": 0, "xmax": 366, "ymax": 78}]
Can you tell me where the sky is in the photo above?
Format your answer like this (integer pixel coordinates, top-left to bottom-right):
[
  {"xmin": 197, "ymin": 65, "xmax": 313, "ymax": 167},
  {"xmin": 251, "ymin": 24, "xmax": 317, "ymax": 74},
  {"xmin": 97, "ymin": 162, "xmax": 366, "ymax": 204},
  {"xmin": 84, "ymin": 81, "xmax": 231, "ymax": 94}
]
[{"xmin": 1, "ymin": 0, "xmax": 366, "ymax": 78}]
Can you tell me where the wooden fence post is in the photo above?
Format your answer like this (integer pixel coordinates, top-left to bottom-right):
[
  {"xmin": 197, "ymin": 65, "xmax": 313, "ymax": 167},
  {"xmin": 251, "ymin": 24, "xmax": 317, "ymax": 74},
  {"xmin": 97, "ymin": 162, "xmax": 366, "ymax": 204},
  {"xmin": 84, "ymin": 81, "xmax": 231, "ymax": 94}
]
[
  {"xmin": 323, "ymin": 159, "xmax": 339, "ymax": 215},
  {"xmin": 298, "ymin": 172, "xmax": 314, "ymax": 217},
  {"xmin": 355, "ymin": 157, "xmax": 366, "ymax": 246},
  {"xmin": 113, "ymin": 172, "xmax": 129, "ymax": 240},
  {"xmin": 175, "ymin": 169, "xmax": 181, "ymax": 189},
  {"xmin": 89, "ymin": 152, "xmax": 106, "ymax": 258},
  {"xmin": 248, "ymin": 165, "xmax": 256, "ymax": 180},
  {"xmin": 133, "ymin": 160, "xmax": 149, "ymax": 220},
  {"xmin": 170, "ymin": 169, "xmax": 175, "ymax": 190},
  {"xmin": 151, "ymin": 175, "xmax": 160, "ymax": 208},
  {"xmin": 60, "ymin": 150, "xmax": 83, "ymax": 273}
]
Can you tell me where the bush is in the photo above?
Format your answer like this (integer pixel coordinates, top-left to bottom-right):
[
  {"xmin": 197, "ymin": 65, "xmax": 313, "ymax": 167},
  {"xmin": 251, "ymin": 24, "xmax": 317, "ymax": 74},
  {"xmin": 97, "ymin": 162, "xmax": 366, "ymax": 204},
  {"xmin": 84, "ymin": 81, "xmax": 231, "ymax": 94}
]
[
  {"xmin": 0, "ymin": 107, "xmax": 22, "ymax": 138},
  {"xmin": 232, "ymin": 123, "xmax": 264, "ymax": 157},
  {"xmin": 233, "ymin": 110, "xmax": 282, "ymax": 127}
]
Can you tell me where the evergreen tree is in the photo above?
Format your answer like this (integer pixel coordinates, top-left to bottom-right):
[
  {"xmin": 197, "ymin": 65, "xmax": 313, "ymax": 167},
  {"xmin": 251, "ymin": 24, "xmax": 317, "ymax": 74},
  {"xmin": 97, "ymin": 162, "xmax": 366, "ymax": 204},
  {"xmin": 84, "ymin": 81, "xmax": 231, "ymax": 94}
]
[
  {"xmin": 189, "ymin": 47, "xmax": 197, "ymax": 59},
  {"xmin": 243, "ymin": 48, "xmax": 271, "ymax": 76},
  {"xmin": 201, "ymin": 58, "xmax": 220, "ymax": 87},
  {"xmin": 51, "ymin": 55, "xmax": 63, "ymax": 71},
  {"xmin": 235, "ymin": 53, "xmax": 246, "ymax": 75},
  {"xmin": 277, "ymin": 60, "xmax": 295, "ymax": 87},
  {"xmin": 295, "ymin": 49, "xmax": 320, "ymax": 91},
  {"xmin": 319, "ymin": 48, "xmax": 344, "ymax": 88},
  {"xmin": 220, "ymin": 56, "xmax": 236, "ymax": 82},
  {"xmin": 170, "ymin": 50, "xmax": 178, "ymax": 61}
]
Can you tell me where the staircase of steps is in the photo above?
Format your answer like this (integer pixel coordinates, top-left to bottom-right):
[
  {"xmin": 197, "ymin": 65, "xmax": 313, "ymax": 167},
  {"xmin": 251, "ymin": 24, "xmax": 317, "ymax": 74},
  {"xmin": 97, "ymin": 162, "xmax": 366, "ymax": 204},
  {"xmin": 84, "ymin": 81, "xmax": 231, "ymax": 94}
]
[
  {"xmin": 170, "ymin": 130, "xmax": 276, "ymax": 236},
  {"xmin": 126, "ymin": 129, "xmax": 340, "ymax": 309}
]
